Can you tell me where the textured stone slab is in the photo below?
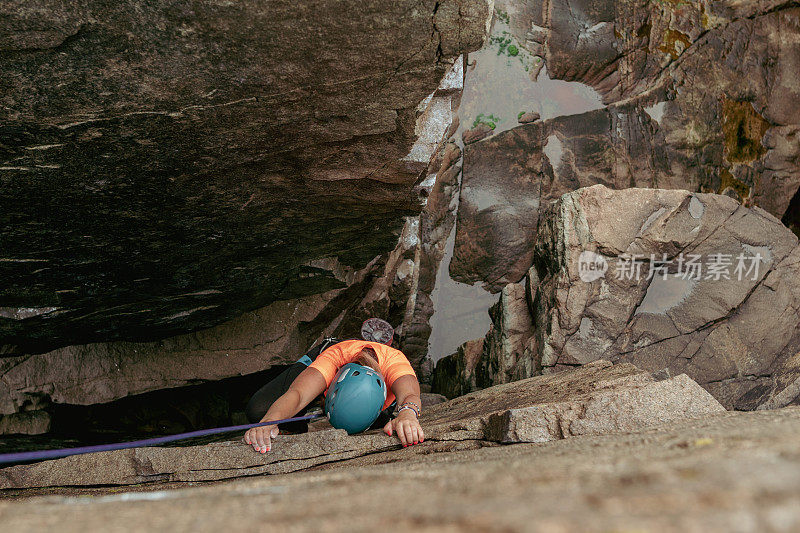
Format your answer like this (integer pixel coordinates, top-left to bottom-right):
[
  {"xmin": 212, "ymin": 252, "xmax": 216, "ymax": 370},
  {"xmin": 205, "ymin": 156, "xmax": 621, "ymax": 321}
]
[
  {"xmin": 4, "ymin": 409, "xmax": 800, "ymax": 530},
  {"xmin": 0, "ymin": 428, "xmax": 398, "ymax": 489},
  {"xmin": 487, "ymin": 374, "xmax": 724, "ymax": 443},
  {"xmin": 0, "ymin": 360, "xmax": 724, "ymax": 489}
]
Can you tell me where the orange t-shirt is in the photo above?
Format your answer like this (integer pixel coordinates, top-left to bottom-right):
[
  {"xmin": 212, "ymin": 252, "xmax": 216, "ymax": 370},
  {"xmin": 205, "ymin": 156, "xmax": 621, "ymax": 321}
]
[{"xmin": 309, "ymin": 339, "xmax": 416, "ymax": 410}]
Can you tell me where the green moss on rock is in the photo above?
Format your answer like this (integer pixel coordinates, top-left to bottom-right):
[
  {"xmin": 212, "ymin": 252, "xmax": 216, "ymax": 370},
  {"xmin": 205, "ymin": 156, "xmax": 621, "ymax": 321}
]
[{"xmin": 722, "ymin": 98, "xmax": 770, "ymax": 164}]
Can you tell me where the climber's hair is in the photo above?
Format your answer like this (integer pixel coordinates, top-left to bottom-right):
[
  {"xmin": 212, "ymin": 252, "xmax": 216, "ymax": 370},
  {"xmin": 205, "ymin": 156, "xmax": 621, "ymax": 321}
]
[{"xmin": 355, "ymin": 346, "xmax": 381, "ymax": 374}]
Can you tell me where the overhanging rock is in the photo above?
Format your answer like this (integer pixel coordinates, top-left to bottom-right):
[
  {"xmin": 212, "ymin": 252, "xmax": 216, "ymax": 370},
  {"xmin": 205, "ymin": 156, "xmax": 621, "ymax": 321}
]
[
  {"xmin": 0, "ymin": 0, "xmax": 492, "ymax": 354},
  {"xmin": 0, "ymin": 361, "xmax": 724, "ymax": 489}
]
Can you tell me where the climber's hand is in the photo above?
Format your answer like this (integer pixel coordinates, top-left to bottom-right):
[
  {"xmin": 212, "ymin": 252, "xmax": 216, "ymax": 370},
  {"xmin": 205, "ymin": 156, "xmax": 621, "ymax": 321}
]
[
  {"xmin": 244, "ymin": 424, "xmax": 279, "ymax": 454},
  {"xmin": 383, "ymin": 409, "xmax": 424, "ymax": 447}
]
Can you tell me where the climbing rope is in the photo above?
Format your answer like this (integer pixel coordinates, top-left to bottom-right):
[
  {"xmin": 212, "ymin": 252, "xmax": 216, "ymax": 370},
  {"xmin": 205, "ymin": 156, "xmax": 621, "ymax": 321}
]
[{"xmin": 0, "ymin": 414, "xmax": 322, "ymax": 465}]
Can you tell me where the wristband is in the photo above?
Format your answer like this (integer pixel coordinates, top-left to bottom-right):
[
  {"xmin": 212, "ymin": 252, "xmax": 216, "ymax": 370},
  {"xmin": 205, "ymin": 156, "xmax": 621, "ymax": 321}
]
[
  {"xmin": 399, "ymin": 401, "xmax": 421, "ymax": 413},
  {"xmin": 397, "ymin": 405, "xmax": 420, "ymax": 418}
]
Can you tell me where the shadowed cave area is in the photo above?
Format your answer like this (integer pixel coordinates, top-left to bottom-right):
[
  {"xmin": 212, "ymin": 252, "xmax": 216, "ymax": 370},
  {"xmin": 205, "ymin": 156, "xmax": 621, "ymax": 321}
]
[{"xmin": 0, "ymin": 365, "xmax": 291, "ymax": 455}]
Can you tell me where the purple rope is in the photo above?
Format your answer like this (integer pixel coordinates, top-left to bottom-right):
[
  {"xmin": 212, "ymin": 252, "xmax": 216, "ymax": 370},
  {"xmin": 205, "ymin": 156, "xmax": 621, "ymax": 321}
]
[{"xmin": 0, "ymin": 414, "xmax": 322, "ymax": 465}]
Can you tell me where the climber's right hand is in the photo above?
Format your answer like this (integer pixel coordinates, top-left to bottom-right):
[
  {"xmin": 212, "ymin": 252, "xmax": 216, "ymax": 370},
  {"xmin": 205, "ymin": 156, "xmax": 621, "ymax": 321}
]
[{"xmin": 244, "ymin": 424, "xmax": 279, "ymax": 454}]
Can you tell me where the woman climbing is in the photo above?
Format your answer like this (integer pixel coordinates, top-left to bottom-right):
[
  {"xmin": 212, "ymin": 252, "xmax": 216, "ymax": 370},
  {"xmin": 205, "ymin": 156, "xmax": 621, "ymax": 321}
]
[{"xmin": 243, "ymin": 318, "xmax": 424, "ymax": 453}]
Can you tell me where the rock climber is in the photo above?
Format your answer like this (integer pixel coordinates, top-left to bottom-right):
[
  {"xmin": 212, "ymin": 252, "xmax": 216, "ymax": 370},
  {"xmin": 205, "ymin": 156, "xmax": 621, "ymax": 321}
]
[{"xmin": 243, "ymin": 318, "xmax": 424, "ymax": 453}]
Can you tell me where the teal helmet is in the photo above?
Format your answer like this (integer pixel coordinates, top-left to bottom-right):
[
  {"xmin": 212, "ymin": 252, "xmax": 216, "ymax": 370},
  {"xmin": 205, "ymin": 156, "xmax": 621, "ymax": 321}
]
[{"xmin": 324, "ymin": 363, "xmax": 387, "ymax": 434}]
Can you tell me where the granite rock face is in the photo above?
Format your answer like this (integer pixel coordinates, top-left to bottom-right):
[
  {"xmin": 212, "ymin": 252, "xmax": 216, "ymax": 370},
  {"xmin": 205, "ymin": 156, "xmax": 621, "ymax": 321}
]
[
  {"xmin": 0, "ymin": 0, "xmax": 492, "ymax": 355},
  {"xmin": 5, "ymin": 409, "xmax": 800, "ymax": 531},
  {"xmin": 0, "ymin": 360, "xmax": 724, "ymax": 489},
  {"xmin": 438, "ymin": 185, "xmax": 800, "ymax": 410},
  {"xmin": 449, "ymin": 0, "xmax": 800, "ymax": 289},
  {"xmin": 527, "ymin": 185, "xmax": 800, "ymax": 410}
]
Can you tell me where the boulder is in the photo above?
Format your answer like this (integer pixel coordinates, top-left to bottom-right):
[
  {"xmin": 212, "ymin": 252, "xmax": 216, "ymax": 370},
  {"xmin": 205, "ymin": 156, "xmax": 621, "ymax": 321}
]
[
  {"xmin": 486, "ymin": 374, "xmax": 721, "ymax": 443},
  {"xmin": 528, "ymin": 185, "xmax": 800, "ymax": 410},
  {"xmin": 451, "ymin": 104, "xmax": 671, "ymax": 290},
  {"xmin": 0, "ymin": 0, "xmax": 492, "ymax": 355},
  {"xmin": 0, "ymin": 360, "xmax": 724, "ymax": 489}
]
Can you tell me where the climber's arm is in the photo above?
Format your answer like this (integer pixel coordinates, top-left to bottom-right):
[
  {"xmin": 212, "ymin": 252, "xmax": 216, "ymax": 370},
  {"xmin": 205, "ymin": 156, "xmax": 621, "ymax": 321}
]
[
  {"xmin": 244, "ymin": 366, "xmax": 327, "ymax": 453},
  {"xmin": 383, "ymin": 374, "xmax": 424, "ymax": 447}
]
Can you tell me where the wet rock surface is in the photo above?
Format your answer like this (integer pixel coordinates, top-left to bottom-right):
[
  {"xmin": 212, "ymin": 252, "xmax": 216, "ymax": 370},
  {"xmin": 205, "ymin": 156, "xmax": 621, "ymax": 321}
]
[
  {"xmin": 449, "ymin": 0, "xmax": 800, "ymax": 288},
  {"xmin": 0, "ymin": 360, "xmax": 723, "ymax": 489},
  {"xmin": 0, "ymin": 0, "xmax": 491, "ymax": 355}
]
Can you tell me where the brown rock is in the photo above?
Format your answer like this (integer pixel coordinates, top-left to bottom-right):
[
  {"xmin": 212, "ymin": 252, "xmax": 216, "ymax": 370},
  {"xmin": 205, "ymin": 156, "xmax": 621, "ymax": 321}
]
[
  {"xmin": 461, "ymin": 123, "xmax": 494, "ymax": 144},
  {"xmin": 476, "ymin": 282, "xmax": 536, "ymax": 387},
  {"xmin": 450, "ymin": 121, "xmax": 545, "ymax": 290},
  {"xmin": 431, "ymin": 338, "xmax": 484, "ymax": 398},
  {"xmin": 0, "ymin": 411, "xmax": 51, "ymax": 436},
  {"xmin": 517, "ymin": 111, "xmax": 540, "ymax": 124},
  {"xmin": 0, "ymin": 0, "xmax": 492, "ymax": 354}
]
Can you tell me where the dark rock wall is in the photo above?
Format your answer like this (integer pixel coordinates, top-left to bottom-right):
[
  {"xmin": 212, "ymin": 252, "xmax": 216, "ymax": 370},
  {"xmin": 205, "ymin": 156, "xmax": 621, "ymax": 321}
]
[{"xmin": 0, "ymin": 0, "xmax": 491, "ymax": 355}]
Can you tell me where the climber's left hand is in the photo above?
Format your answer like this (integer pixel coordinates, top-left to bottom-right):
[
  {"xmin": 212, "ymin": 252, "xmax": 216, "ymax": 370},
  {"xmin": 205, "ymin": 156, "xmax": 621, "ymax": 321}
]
[{"xmin": 383, "ymin": 408, "xmax": 424, "ymax": 447}]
